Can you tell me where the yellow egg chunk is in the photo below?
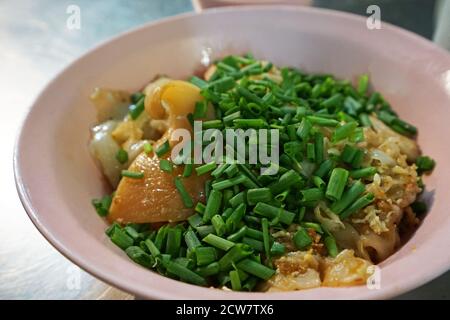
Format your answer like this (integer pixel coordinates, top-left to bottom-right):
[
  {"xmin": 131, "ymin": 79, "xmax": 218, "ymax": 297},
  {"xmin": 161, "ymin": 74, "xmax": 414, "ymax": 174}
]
[{"xmin": 108, "ymin": 153, "xmax": 207, "ymax": 224}]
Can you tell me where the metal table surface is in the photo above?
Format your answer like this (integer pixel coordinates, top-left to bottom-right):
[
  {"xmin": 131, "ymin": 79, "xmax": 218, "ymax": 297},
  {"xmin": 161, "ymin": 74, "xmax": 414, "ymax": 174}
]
[{"xmin": 1, "ymin": 0, "xmax": 449, "ymax": 299}]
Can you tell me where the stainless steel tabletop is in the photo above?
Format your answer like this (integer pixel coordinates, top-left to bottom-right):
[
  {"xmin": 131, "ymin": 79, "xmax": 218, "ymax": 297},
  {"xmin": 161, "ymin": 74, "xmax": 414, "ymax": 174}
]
[{"xmin": 1, "ymin": 0, "xmax": 449, "ymax": 299}]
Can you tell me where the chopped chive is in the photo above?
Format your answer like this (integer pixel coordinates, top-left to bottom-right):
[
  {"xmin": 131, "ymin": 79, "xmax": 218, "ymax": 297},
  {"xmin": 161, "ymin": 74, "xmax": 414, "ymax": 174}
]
[
  {"xmin": 242, "ymin": 237, "xmax": 264, "ymax": 252},
  {"xmin": 340, "ymin": 193, "xmax": 375, "ymax": 219},
  {"xmin": 188, "ymin": 213, "xmax": 203, "ymax": 228},
  {"xmin": 129, "ymin": 96, "xmax": 145, "ymax": 120},
  {"xmin": 196, "ymin": 262, "xmax": 220, "ymax": 277},
  {"xmin": 224, "ymin": 163, "xmax": 239, "ymax": 177},
  {"xmin": 184, "ymin": 230, "xmax": 202, "ymax": 250},
  {"xmin": 166, "ymin": 261, "xmax": 207, "ymax": 286},
  {"xmin": 269, "ymin": 170, "xmax": 302, "ymax": 195},
  {"xmin": 314, "ymin": 132, "xmax": 325, "ymax": 163},
  {"xmin": 270, "ymin": 242, "xmax": 285, "ymax": 255},
  {"xmin": 92, "ymin": 194, "xmax": 112, "ymax": 217},
  {"xmin": 296, "ymin": 118, "xmax": 312, "ymax": 140},
  {"xmin": 312, "ymin": 176, "xmax": 326, "ymax": 189},
  {"xmin": 109, "ymin": 227, "xmax": 134, "ymax": 250},
  {"xmin": 253, "ymin": 203, "xmax": 295, "ymax": 225},
  {"xmin": 125, "ymin": 246, "xmax": 154, "ymax": 268},
  {"xmin": 326, "ymin": 168, "xmax": 349, "ymax": 201},
  {"xmin": 144, "ymin": 238, "xmax": 161, "ymax": 257},
  {"xmin": 350, "ymin": 167, "xmax": 377, "ymax": 179},
  {"xmin": 300, "ymin": 188, "xmax": 324, "ymax": 202},
  {"xmin": 121, "ymin": 170, "xmax": 144, "ymax": 179},
  {"xmin": 190, "ymin": 76, "xmax": 208, "ymax": 89},
  {"xmin": 203, "ymin": 189, "xmax": 223, "ymax": 222},
  {"xmin": 218, "ymin": 244, "xmax": 252, "ymax": 271},
  {"xmin": 331, "ymin": 180, "xmax": 366, "ymax": 214},
  {"xmin": 227, "ymin": 226, "xmax": 248, "ymax": 242},
  {"xmin": 247, "ymin": 188, "xmax": 272, "ymax": 205},
  {"xmin": 245, "ymin": 227, "xmax": 264, "ymax": 241},
  {"xmin": 202, "ymin": 234, "xmax": 235, "ymax": 251},
  {"xmin": 314, "ymin": 159, "xmax": 335, "ymax": 178},
  {"xmin": 261, "ymin": 218, "xmax": 271, "ymax": 260},
  {"xmin": 196, "ymin": 225, "xmax": 216, "ymax": 238},
  {"xmin": 225, "ymin": 203, "xmax": 246, "ymax": 232},
  {"xmin": 211, "ymin": 163, "xmax": 229, "ymax": 179},
  {"xmin": 211, "ymin": 214, "xmax": 226, "ymax": 236},
  {"xmin": 357, "ymin": 74, "xmax": 369, "ymax": 95},
  {"xmin": 293, "ymin": 227, "xmax": 312, "ymax": 250},
  {"xmin": 143, "ymin": 142, "xmax": 153, "ymax": 155},
  {"xmin": 341, "ymin": 144, "xmax": 358, "ymax": 163},
  {"xmin": 416, "ymin": 156, "xmax": 436, "ymax": 174},
  {"xmin": 193, "ymin": 101, "xmax": 208, "ymax": 119},
  {"xmin": 159, "ymin": 159, "xmax": 173, "ymax": 173},
  {"xmin": 174, "ymin": 177, "xmax": 194, "ymax": 208},
  {"xmin": 332, "ymin": 122, "xmax": 357, "ymax": 143},
  {"xmin": 324, "ymin": 235, "xmax": 339, "ymax": 257},
  {"xmin": 212, "ymin": 175, "xmax": 247, "ymax": 190},
  {"xmin": 116, "ymin": 149, "xmax": 128, "ymax": 164},
  {"xmin": 155, "ymin": 140, "xmax": 170, "ymax": 157},
  {"xmin": 236, "ymin": 259, "xmax": 275, "ymax": 280},
  {"xmin": 229, "ymin": 270, "xmax": 241, "ymax": 291},
  {"xmin": 195, "ymin": 246, "xmax": 217, "ymax": 266},
  {"xmin": 165, "ymin": 227, "xmax": 182, "ymax": 257},
  {"xmin": 306, "ymin": 143, "xmax": 315, "ymax": 161},
  {"xmin": 306, "ymin": 116, "xmax": 339, "ymax": 127},
  {"xmin": 195, "ymin": 161, "xmax": 217, "ymax": 176},
  {"xmin": 233, "ymin": 119, "xmax": 267, "ymax": 129},
  {"xmin": 359, "ymin": 113, "xmax": 372, "ymax": 127},
  {"xmin": 182, "ymin": 163, "xmax": 193, "ymax": 177},
  {"xmin": 229, "ymin": 191, "xmax": 247, "ymax": 208}
]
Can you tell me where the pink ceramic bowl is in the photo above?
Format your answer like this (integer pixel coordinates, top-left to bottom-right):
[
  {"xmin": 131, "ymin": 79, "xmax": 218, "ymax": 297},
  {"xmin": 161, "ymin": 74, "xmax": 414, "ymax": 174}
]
[{"xmin": 14, "ymin": 6, "xmax": 450, "ymax": 299}]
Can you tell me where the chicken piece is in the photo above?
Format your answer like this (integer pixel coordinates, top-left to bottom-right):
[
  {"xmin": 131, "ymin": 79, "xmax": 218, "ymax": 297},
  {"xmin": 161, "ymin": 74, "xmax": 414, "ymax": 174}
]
[{"xmin": 108, "ymin": 152, "xmax": 207, "ymax": 223}]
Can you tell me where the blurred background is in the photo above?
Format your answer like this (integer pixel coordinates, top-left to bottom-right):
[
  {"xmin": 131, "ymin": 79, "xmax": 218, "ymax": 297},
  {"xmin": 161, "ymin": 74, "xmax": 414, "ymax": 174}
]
[{"xmin": 1, "ymin": 0, "xmax": 449, "ymax": 299}]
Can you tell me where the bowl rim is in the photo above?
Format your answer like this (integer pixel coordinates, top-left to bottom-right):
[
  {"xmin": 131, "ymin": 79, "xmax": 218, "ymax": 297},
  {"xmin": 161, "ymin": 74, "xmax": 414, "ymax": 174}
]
[{"xmin": 13, "ymin": 4, "xmax": 450, "ymax": 299}]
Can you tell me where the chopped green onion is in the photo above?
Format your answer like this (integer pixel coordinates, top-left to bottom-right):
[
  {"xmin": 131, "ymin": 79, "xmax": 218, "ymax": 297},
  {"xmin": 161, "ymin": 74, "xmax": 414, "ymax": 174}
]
[
  {"xmin": 247, "ymin": 188, "xmax": 272, "ymax": 205},
  {"xmin": 116, "ymin": 149, "xmax": 128, "ymax": 164},
  {"xmin": 326, "ymin": 168, "xmax": 349, "ymax": 201},
  {"xmin": 340, "ymin": 193, "xmax": 375, "ymax": 219},
  {"xmin": 174, "ymin": 177, "xmax": 194, "ymax": 208},
  {"xmin": 293, "ymin": 227, "xmax": 312, "ymax": 250},
  {"xmin": 350, "ymin": 167, "xmax": 377, "ymax": 179},
  {"xmin": 166, "ymin": 261, "xmax": 207, "ymax": 286},
  {"xmin": 143, "ymin": 142, "xmax": 153, "ymax": 155},
  {"xmin": 416, "ymin": 156, "xmax": 436, "ymax": 174},
  {"xmin": 202, "ymin": 234, "xmax": 235, "ymax": 251},
  {"xmin": 236, "ymin": 259, "xmax": 275, "ymax": 280},
  {"xmin": 129, "ymin": 96, "xmax": 145, "ymax": 120},
  {"xmin": 159, "ymin": 159, "xmax": 173, "ymax": 173},
  {"xmin": 203, "ymin": 189, "xmax": 223, "ymax": 222},
  {"xmin": 229, "ymin": 270, "xmax": 242, "ymax": 291},
  {"xmin": 324, "ymin": 236, "xmax": 339, "ymax": 257},
  {"xmin": 253, "ymin": 203, "xmax": 296, "ymax": 225},
  {"xmin": 121, "ymin": 170, "xmax": 144, "ymax": 179},
  {"xmin": 195, "ymin": 246, "xmax": 217, "ymax": 266},
  {"xmin": 195, "ymin": 161, "xmax": 217, "ymax": 176},
  {"xmin": 155, "ymin": 140, "xmax": 170, "ymax": 157},
  {"xmin": 331, "ymin": 180, "xmax": 366, "ymax": 214},
  {"xmin": 211, "ymin": 214, "xmax": 226, "ymax": 236},
  {"xmin": 92, "ymin": 195, "xmax": 112, "ymax": 217}
]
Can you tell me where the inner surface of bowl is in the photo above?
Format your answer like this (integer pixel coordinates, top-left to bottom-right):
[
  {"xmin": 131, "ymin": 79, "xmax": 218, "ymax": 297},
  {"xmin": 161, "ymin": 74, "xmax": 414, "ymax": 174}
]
[{"xmin": 15, "ymin": 6, "xmax": 450, "ymax": 299}]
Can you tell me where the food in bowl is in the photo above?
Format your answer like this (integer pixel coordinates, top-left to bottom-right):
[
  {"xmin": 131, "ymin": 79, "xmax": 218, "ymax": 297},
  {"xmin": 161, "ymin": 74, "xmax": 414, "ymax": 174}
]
[{"xmin": 88, "ymin": 54, "xmax": 435, "ymax": 292}]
